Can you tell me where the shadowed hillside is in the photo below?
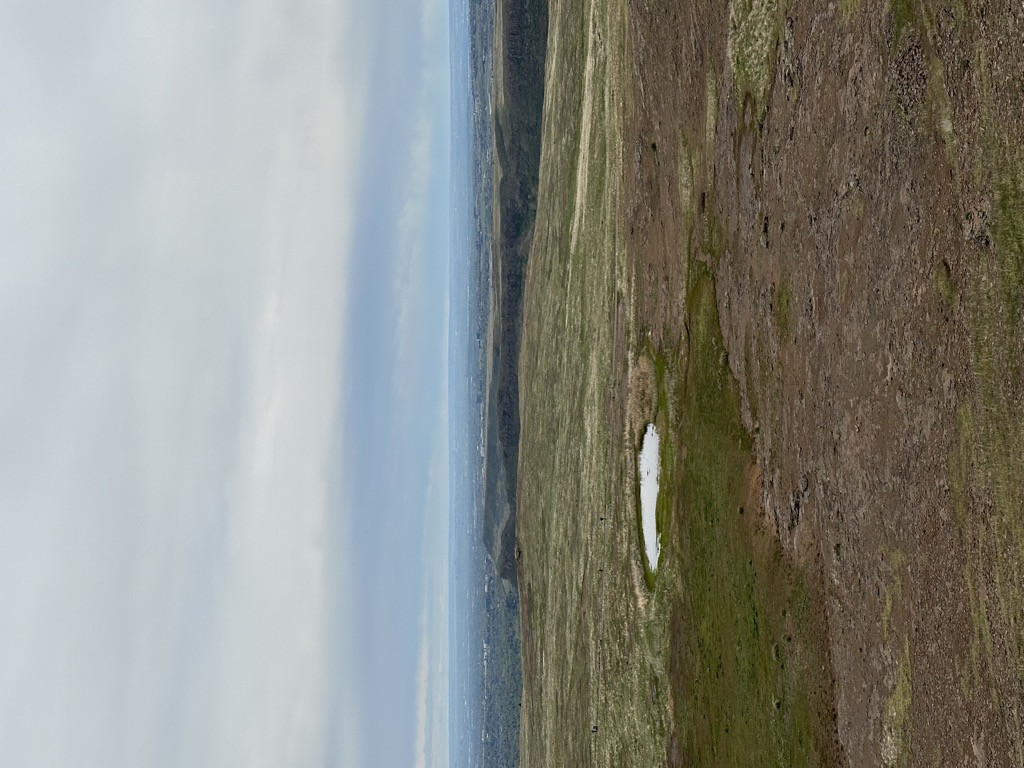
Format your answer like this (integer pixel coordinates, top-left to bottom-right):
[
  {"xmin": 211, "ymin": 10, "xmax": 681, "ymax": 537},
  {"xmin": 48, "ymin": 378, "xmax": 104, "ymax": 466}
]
[{"xmin": 481, "ymin": 0, "xmax": 547, "ymax": 587}]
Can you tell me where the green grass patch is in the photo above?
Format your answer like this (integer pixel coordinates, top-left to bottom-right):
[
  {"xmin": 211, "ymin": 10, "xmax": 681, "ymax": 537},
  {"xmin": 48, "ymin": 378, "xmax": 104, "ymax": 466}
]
[
  {"xmin": 704, "ymin": 72, "xmax": 719, "ymax": 163},
  {"xmin": 840, "ymin": 0, "xmax": 860, "ymax": 25},
  {"xmin": 964, "ymin": 153, "xmax": 1024, "ymax": 643},
  {"xmin": 727, "ymin": 0, "xmax": 782, "ymax": 122},
  {"xmin": 992, "ymin": 157, "xmax": 1024, "ymax": 322},
  {"xmin": 953, "ymin": 146, "xmax": 1024, "ymax": 753},
  {"xmin": 679, "ymin": 142, "xmax": 697, "ymax": 251},
  {"xmin": 882, "ymin": 641, "xmax": 913, "ymax": 768},
  {"xmin": 775, "ymin": 273, "xmax": 793, "ymax": 341},
  {"xmin": 665, "ymin": 260, "xmax": 835, "ymax": 766},
  {"xmin": 888, "ymin": 0, "xmax": 919, "ymax": 46},
  {"xmin": 934, "ymin": 259, "xmax": 958, "ymax": 314},
  {"xmin": 702, "ymin": 212, "xmax": 727, "ymax": 267}
]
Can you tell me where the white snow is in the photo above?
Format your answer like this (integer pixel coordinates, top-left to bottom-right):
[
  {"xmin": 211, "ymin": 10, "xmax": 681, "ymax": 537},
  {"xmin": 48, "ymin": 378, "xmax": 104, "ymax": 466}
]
[{"xmin": 639, "ymin": 423, "xmax": 661, "ymax": 571}]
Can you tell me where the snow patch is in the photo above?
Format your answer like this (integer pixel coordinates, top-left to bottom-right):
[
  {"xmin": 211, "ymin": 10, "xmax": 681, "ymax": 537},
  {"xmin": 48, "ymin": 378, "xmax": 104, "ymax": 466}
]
[{"xmin": 639, "ymin": 423, "xmax": 661, "ymax": 571}]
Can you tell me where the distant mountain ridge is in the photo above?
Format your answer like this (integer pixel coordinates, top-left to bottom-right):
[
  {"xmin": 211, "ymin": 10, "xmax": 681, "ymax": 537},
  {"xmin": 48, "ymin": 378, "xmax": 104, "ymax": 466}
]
[
  {"xmin": 449, "ymin": 1, "xmax": 547, "ymax": 766},
  {"xmin": 480, "ymin": 0, "xmax": 548, "ymax": 589}
]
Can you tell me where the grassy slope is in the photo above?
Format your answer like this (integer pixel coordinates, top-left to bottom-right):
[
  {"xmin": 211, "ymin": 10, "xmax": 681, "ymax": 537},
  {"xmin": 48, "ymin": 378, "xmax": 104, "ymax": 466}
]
[
  {"xmin": 517, "ymin": 0, "xmax": 667, "ymax": 763},
  {"xmin": 664, "ymin": 261, "xmax": 835, "ymax": 766},
  {"xmin": 516, "ymin": 0, "xmax": 837, "ymax": 764}
]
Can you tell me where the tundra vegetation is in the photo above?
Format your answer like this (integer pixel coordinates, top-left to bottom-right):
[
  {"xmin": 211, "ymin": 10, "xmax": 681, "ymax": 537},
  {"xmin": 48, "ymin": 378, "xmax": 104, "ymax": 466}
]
[{"xmin": 513, "ymin": 0, "xmax": 1024, "ymax": 763}]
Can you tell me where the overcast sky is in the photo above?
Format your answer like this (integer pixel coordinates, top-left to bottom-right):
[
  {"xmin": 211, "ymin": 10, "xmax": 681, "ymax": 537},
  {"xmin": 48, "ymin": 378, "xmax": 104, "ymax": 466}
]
[{"xmin": 0, "ymin": 1, "xmax": 450, "ymax": 767}]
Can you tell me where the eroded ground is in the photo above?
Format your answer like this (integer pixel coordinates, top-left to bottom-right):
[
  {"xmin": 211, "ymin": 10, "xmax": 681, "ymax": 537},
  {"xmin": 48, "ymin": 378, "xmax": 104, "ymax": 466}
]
[{"xmin": 517, "ymin": 0, "xmax": 1024, "ymax": 763}]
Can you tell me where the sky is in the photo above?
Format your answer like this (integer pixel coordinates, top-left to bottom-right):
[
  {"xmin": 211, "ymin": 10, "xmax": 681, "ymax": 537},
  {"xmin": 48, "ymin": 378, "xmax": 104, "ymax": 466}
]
[{"xmin": 0, "ymin": 0, "xmax": 451, "ymax": 766}]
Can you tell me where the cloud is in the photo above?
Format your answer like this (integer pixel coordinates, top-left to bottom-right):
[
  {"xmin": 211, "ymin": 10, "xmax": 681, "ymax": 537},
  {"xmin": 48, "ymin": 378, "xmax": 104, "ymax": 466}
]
[
  {"xmin": 413, "ymin": 422, "xmax": 450, "ymax": 768},
  {"xmin": 389, "ymin": 41, "xmax": 451, "ymax": 414},
  {"xmin": 335, "ymin": 0, "xmax": 448, "ymax": 765},
  {"xmin": 335, "ymin": 0, "xmax": 451, "ymax": 760},
  {"xmin": 0, "ymin": 0, "xmax": 368, "ymax": 765},
  {"xmin": 414, "ymin": 623, "xmax": 431, "ymax": 768}
]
